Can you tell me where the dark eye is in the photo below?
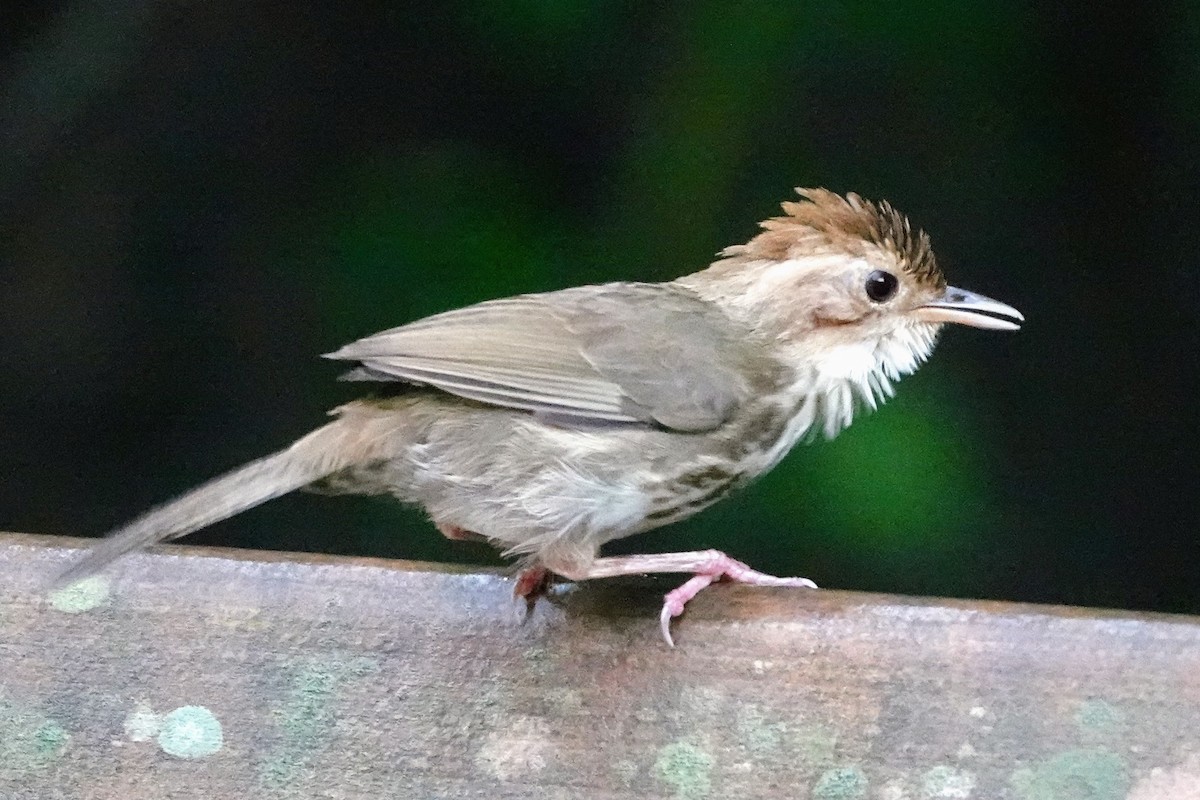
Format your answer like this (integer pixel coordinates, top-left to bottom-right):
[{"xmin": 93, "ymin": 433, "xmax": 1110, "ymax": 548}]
[{"xmin": 865, "ymin": 270, "xmax": 899, "ymax": 302}]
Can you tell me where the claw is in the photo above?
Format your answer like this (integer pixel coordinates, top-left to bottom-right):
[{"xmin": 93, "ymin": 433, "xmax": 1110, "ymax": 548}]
[
  {"xmin": 659, "ymin": 573, "xmax": 719, "ymax": 646},
  {"xmin": 655, "ymin": 555, "xmax": 817, "ymax": 645}
]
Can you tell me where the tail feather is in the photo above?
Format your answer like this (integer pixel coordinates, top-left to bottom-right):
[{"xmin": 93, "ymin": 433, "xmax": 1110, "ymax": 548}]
[{"xmin": 55, "ymin": 415, "xmax": 381, "ymax": 587}]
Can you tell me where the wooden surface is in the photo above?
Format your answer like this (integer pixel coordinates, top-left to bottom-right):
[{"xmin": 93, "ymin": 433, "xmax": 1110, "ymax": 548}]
[{"xmin": 2, "ymin": 533, "xmax": 1199, "ymax": 799}]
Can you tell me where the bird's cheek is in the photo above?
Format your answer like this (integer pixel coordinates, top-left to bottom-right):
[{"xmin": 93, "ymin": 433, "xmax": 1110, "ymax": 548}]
[
  {"xmin": 769, "ymin": 283, "xmax": 859, "ymax": 334},
  {"xmin": 809, "ymin": 298, "xmax": 862, "ymax": 327}
]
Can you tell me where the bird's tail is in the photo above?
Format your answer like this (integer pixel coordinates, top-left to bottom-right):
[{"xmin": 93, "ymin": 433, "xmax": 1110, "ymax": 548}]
[{"xmin": 55, "ymin": 407, "xmax": 398, "ymax": 587}]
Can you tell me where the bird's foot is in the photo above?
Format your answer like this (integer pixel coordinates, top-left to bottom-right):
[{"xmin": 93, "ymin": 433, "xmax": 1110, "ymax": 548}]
[
  {"xmin": 560, "ymin": 549, "xmax": 816, "ymax": 646},
  {"xmin": 657, "ymin": 552, "xmax": 816, "ymax": 646},
  {"xmin": 512, "ymin": 565, "xmax": 550, "ymax": 619}
]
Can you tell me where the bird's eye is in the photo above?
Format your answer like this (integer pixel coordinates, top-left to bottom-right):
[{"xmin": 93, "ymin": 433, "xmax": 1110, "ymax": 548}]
[{"xmin": 865, "ymin": 270, "xmax": 899, "ymax": 303}]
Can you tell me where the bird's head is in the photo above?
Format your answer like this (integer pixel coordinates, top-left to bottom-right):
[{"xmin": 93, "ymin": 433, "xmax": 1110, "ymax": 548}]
[
  {"xmin": 675, "ymin": 188, "xmax": 1023, "ymax": 436},
  {"xmin": 685, "ymin": 187, "xmax": 1022, "ymax": 335},
  {"xmin": 680, "ymin": 187, "xmax": 1022, "ymax": 379}
]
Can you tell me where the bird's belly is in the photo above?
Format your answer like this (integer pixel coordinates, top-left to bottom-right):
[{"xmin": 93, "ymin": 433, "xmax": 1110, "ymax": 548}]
[
  {"xmin": 379, "ymin": 397, "xmax": 809, "ymax": 559},
  {"xmin": 631, "ymin": 397, "xmax": 814, "ymax": 529},
  {"xmin": 404, "ymin": 415, "xmax": 661, "ymax": 556},
  {"xmin": 632, "ymin": 466, "xmax": 743, "ymax": 532}
]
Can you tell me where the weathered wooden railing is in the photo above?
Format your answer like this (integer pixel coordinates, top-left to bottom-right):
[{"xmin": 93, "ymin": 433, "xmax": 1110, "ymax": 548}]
[{"xmin": 1, "ymin": 532, "xmax": 1197, "ymax": 799}]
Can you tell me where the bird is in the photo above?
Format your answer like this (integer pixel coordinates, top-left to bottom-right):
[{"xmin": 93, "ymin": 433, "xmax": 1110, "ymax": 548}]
[{"xmin": 57, "ymin": 188, "xmax": 1023, "ymax": 645}]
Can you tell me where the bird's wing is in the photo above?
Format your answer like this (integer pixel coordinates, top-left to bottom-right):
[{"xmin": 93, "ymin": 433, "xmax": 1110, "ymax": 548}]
[{"xmin": 324, "ymin": 282, "xmax": 768, "ymax": 432}]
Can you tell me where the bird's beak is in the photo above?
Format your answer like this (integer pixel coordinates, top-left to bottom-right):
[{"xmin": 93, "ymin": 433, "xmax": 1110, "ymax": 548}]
[{"xmin": 914, "ymin": 286, "xmax": 1024, "ymax": 331}]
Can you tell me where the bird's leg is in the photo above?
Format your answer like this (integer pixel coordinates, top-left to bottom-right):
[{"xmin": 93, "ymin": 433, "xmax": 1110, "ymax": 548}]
[
  {"xmin": 434, "ymin": 522, "xmax": 487, "ymax": 543},
  {"xmin": 513, "ymin": 564, "xmax": 550, "ymax": 607},
  {"xmin": 509, "ymin": 564, "xmax": 553, "ymax": 621},
  {"xmin": 562, "ymin": 550, "xmax": 816, "ymax": 646},
  {"xmin": 434, "ymin": 521, "xmax": 553, "ymax": 615},
  {"xmin": 436, "ymin": 522, "xmax": 549, "ymax": 616},
  {"xmin": 511, "ymin": 563, "xmax": 549, "ymax": 599}
]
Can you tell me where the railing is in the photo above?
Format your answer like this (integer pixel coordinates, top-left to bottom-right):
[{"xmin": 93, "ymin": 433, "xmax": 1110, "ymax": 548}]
[{"xmin": 1, "ymin": 532, "xmax": 1195, "ymax": 799}]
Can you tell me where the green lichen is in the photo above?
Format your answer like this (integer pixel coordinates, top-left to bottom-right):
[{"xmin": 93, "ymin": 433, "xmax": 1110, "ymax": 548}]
[
  {"xmin": 736, "ymin": 704, "xmax": 785, "ymax": 755},
  {"xmin": 34, "ymin": 721, "xmax": 68, "ymax": 762},
  {"xmin": 122, "ymin": 702, "xmax": 161, "ymax": 741},
  {"xmin": 922, "ymin": 765, "xmax": 975, "ymax": 798},
  {"xmin": 48, "ymin": 575, "xmax": 111, "ymax": 613},
  {"xmin": 1009, "ymin": 749, "xmax": 1128, "ymax": 800},
  {"xmin": 0, "ymin": 699, "xmax": 69, "ymax": 774},
  {"xmin": 157, "ymin": 705, "xmax": 223, "ymax": 759},
  {"xmin": 678, "ymin": 686, "xmax": 726, "ymax": 717},
  {"xmin": 1075, "ymin": 700, "xmax": 1125, "ymax": 740},
  {"xmin": 259, "ymin": 656, "xmax": 379, "ymax": 789},
  {"xmin": 654, "ymin": 740, "xmax": 714, "ymax": 800},
  {"xmin": 793, "ymin": 724, "xmax": 839, "ymax": 767},
  {"xmin": 813, "ymin": 766, "xmax": 868, "ymax": 800}
]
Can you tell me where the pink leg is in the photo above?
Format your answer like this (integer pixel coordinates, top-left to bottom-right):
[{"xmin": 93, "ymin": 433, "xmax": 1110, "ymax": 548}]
[
  {"xmin": 561, "ymin": 550, "xmax": 816, "ymax": 646},
  {"xmin": 434, "ymin": 522, "xmax": 487, "ymax": 543}
]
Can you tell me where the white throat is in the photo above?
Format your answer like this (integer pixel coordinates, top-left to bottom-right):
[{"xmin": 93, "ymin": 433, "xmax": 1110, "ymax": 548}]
[
  {"xmin": 800, "ymin": 322, "xmax": 941, "ymax": 439},
  {"xmin": 745, "ymin": 322, "xmax": 941, "ymax": 476}
]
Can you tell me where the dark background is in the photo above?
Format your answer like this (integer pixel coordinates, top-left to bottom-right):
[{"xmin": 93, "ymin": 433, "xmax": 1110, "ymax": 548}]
[{"xmin": 2, "ymin": 2, "xmax": 1197, "ymax": 613}]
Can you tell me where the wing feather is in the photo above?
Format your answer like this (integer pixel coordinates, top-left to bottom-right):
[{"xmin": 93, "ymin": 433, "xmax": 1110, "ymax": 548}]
[{"xmin": 325, "ymin": 283, "xmax": 770, "ymax": 431}]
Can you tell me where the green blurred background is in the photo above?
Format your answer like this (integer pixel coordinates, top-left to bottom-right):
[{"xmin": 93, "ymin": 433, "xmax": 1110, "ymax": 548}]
[{"xmin": 2, "ymin": 2, "xmax": 1197, "ymax": 613}]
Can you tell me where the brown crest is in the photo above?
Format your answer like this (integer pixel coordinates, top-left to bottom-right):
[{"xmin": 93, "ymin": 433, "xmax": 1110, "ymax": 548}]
[{"xmin": 718, "ymin": 188, "xmax": 945, "ymax": 288}]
